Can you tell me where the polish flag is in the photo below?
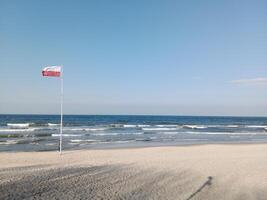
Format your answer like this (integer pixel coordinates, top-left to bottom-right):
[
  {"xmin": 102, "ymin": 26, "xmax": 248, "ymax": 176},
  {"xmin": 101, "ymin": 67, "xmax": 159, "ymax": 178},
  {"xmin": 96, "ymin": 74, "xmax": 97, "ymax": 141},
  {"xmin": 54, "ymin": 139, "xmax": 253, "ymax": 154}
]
[{"xmin": 42, "ymin": 66, "xmax": 61, "ymax": 77}]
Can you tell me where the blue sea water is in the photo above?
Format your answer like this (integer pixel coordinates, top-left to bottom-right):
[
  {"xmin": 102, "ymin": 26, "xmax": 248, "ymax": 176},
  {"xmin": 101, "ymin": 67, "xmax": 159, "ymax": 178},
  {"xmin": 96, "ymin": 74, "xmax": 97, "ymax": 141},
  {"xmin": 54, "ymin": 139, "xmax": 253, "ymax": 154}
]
[{"xmin": 0, "ymin": 115, "xmax": 267, "ymax": 152}]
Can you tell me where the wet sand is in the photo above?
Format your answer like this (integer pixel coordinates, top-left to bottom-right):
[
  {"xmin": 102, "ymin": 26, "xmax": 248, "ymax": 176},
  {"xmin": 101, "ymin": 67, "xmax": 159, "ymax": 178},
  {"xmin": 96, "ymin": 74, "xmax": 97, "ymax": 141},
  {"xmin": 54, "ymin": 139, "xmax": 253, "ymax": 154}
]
[{"xmin": 1, "ymin": 144, "xmax": 267, "ymax": 200}]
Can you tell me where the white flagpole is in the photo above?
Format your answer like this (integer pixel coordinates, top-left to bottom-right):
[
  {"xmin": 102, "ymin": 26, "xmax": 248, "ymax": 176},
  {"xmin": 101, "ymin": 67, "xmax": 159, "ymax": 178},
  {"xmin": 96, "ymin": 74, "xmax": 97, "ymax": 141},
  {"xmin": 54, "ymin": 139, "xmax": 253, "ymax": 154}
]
[{"xmin": 59, "ymin": 65, "xmax": 63, "ymax": 154}]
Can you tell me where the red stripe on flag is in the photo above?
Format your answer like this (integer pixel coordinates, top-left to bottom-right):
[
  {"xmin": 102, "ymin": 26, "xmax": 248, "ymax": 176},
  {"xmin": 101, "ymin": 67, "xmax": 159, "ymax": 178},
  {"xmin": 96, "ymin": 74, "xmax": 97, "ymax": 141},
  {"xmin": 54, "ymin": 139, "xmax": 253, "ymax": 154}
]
[{"xmin": 42, "ymin": 71, "xmax": 61, "ymax": 77}]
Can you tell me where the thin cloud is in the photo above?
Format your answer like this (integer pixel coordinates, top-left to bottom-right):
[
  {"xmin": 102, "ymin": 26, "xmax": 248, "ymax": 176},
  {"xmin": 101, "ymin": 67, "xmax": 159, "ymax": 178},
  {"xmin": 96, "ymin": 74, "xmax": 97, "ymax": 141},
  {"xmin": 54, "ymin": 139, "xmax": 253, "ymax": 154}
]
[{"xmin": 231, "ymin": 78, "xmax": 267, "ymax": 85}]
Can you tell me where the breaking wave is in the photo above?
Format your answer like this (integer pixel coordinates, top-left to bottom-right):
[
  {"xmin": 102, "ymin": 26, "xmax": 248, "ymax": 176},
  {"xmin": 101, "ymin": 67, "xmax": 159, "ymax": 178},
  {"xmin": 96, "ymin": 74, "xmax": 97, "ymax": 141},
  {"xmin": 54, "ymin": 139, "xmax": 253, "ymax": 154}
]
[
  {"xmin": 48, "ymin": 123, "xmax": 59, "ymax": 127},
  {"xmin": 137, "ymin": 125, "xmax": 151, "ymax": 128},
  {"xmin": 155, "ymin": 125, "xmax": 178, "ymax": 128},
  {"xmin": 123, "ymin": 125, "xmax": 137, "ymax": 128},
  {"xmin": 186, "ymin": 131, "xmax": 267, "ymax": 135},
  {"xmin": 246, "ymin": 125, "xmax": 267, "ymax": 128},
  {"xmin": 182, "ymin": 125, "xmax": 208, "ymax": 129},
  {"xmin": 90, "ymin": 132, "xmax": 143, "ymax": 136},
  {"xmin": 7, "ymin": 123, "xmax": 30, "ymax": 129},
  {"xmin": 0, "ymin": 128, "xmax": 36, "ymax": 132},
  {"xmin": 52, "ymin": 134, "xmax": 83, "ymax": 137},
  {"xmin": 63, "ymin": 127, "xmax": 109, "ymax": 131},
  {"xmin": 142, "ymin": 127, "xmax": 178, "ymax": 131}
]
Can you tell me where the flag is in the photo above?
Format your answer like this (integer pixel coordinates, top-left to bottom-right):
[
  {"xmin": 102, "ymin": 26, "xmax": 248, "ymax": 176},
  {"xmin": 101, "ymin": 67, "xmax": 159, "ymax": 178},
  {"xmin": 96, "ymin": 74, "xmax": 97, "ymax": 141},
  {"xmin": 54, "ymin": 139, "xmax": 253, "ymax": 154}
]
[{"xmin": 42, "ymin": 66, "xmax": 61, "ymax": 77}]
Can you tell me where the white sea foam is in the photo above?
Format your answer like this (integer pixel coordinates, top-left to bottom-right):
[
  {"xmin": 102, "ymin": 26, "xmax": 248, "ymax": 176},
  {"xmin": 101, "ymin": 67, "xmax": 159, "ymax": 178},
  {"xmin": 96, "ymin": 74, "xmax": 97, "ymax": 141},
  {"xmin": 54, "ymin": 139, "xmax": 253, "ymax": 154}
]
[
  {"xmin": 7, "ymin": 123, "xmax": 30, "ymax": 129},
  {"xmin": 137, "ymin": 125, "xmax": 151, "ymax": 128},
  {"xmin": 92, "ymin": 140, "xmax": 133, "ymax": 145},
  {"xmin": 63, "ymin": 128, "xmax": 85, "ymax": 131},
  {"xmin": 123, "ymin": 125, "xmax": 137, "ymax": 128},
  {"xmin": 183, "ymin": 125, "xmax": 207, "ymax": 129},
  {"xmin": 70, "ymin": 139, "xmax": 98, "ymax": 143},
  {"xmin": 0, "ymin": 128, "xmax": 36, "ymax": 132},
  {"xmin": 63, "ymin": 127, "xmax": 108, "ymax": 131},
  {"xmin": 201, "ymin": 125, "xmax": 240, "ymax": 128},
  {"xmin": 181, "ymin": 139, "xmax": 208, "ymax": 141},
  {"xmin": 52, "ymin": 134, "xmax": 83, "ymax": 137},
  {"xmin": 205, "ymin": 125, "xmax": 239, "ymax": 128},
  {"xmin": 155, "ymin": 125, "xmax": 178, "ymax": 128},
  {"xmin": 90, "ymin": 132, "xmax": 143, "ymax": 136},
  {"xmin": 226, "ymin": 125, "xmax": 239, "ymax": 128},
  {"xmin": 186, "ymin": 131, "xmax": 266, "ymax": 135},
  {"xmin": 129, "ymin": 132, "xmax": 143, "ymax": 135},
  {"xmin": 202, "ymin": 125, "xmax": 267, "ymax": 129},
  {"xmin": 90, "ymin": 133, "xmax": 120, "ymax": 136},
  {"xmin": 48, "ymin": 123, "xmax": 59, "ymax": 127},
  {"xmin": 142, "ymin": 127, "xmax": 178, "ymax": 131},
  {"xmin": 45, "ymin": 143, "xmax": 57, "ymax": 146},
  {"xmin": 0, "ymin": 140, "xmax": 18, "ymax": 145},
  {"xmin": 70, "ymin": 139, "xmax": 83, "ymax": 143},
  {"xmin": 246, "ymin": 125, "xmax": 267, "ymax": 128},
  {"xmin": 84, "ymin": 128, "xmax": 108, "ymax": 131}
]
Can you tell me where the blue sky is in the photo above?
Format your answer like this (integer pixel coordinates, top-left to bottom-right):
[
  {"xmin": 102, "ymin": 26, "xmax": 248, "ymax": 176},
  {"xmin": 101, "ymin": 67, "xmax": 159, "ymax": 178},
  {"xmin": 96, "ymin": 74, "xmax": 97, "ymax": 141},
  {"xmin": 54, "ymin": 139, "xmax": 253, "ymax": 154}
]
[{"xmin": 0, "ymin": 0, "xmax": 267, "ymax": 116}]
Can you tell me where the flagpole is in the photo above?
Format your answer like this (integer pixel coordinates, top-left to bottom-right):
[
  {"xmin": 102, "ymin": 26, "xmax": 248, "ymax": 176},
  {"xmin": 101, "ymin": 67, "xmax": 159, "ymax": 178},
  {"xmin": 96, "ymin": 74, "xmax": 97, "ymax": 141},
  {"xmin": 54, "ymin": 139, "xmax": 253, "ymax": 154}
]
[{"xmin": 60, "ymin": 65, "xmax": 63, "ymax": 154}]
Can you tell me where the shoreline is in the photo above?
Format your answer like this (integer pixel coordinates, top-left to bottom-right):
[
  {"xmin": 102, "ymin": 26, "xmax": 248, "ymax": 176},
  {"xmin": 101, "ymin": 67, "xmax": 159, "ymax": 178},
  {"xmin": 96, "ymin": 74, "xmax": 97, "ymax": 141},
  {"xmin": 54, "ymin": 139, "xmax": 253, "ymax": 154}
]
[{"xmin": 1, "ymin": 139, "xmax": 267, "ymax": 153}]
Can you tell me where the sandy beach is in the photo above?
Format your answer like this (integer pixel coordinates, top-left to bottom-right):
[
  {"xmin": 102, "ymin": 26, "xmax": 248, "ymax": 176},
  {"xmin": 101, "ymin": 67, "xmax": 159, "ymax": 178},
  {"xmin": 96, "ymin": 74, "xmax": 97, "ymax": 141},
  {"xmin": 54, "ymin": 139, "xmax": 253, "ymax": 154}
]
[{"xmin": 1, "ymin": 144, "xmax": 267, "ymax": 200}]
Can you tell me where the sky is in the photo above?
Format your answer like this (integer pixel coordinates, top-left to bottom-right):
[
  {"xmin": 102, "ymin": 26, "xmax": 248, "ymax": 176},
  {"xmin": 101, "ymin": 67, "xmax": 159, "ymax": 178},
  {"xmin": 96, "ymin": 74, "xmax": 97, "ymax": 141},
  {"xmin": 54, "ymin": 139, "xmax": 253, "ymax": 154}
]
[{"xmin": 0, "ymin": 0, "xmax": 267, "ymax": 116}]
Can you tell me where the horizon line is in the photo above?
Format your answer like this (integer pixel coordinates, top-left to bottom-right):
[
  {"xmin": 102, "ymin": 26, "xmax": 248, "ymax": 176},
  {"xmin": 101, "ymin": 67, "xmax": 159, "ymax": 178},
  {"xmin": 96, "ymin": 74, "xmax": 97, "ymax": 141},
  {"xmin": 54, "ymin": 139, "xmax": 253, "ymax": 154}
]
[{"xmin": 0, "ymin": 113, "xmax": 267, "ymax": 118}]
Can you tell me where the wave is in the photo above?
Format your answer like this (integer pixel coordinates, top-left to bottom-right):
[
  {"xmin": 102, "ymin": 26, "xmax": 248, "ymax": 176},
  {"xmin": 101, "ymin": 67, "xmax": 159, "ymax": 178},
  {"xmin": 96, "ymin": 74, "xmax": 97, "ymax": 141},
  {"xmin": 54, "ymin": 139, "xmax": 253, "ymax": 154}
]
[
  {"xmin": 90, "ymin": 133, "xmax": 120, "ymax": 136},
  {"xmin": 137, "ymin": 125, "xmax": 151, "ymax": 128},
  {"xmin": 0, "ymin": 128, "xmax": 36, "ymax": 132},
  {"xmin": 52, "ymin": 134, "xmax": 83, "ymax": 137},
  {"xmin": 63, "ymin": 127, "xmax": 108, "ymax": 131},
  {"xmin": 112, "ymin": 124, "xmax": 151, "ymax": 128},
  {"xmin": 197, "ymin": 125, "xmax": 239, "ymax": 128},
  {"xmin": 181, "ymin": 125, "xmax": 239, "ymax": 129},
  {"xmin": 186, "ymin": 131, "xmax": 266, "ymax": 135},
  {"xmin": 70, "ymin": 139, "xmax": 99, "ymax": 143},
  {"xmin": 110, "ymin": 124, "xmax": 124, "ymax": 128},
  {"xmin": 246, "ymin": 125, "xmax": 267, "ymax": 128},
  {"xmin": 123, "ymin": 125, "xmax": 137, "ymax": 128},
  {"xmin": 90, "ymin": 132, "xmax": 143, "ymax": 136},
  {"xmin": 0, "ymin": 139, "xmax": 39, "ymax": 145},
  {"xmin": 0, "ymin": 140, "xmax": 19, "ymax": 145},
  {"xmin": 45, "ymin": 143, "xmax": 57, "ymax": 146},
  {"xmin": 0, "ymin": 127, "xmax": 60, "ymax": 133},
  {"xmin": 155, "ymin": 125, "xmax": 178, "ymax": 128},
  {"xmin": 48, "ymin": 123, "xmax": 59, "ymax": 127},
  {"xmin": 86, "ymin": 140, "xmax": 134, "ymax": 145},
  {"xmin": 142, "ymin": 127, "xmax": 178, "ymax": 131},
  {"xmin": 135, "ymin": 138, "xmax": 152, "ymax": 142},
  {"xmin": 182, "ymin": 125, "xmax": 207, "ymax": 129},
  {"xmin": 161, "ymin": 132, "xmax": 179, "ymax": 135},
  {"xmin": 7, "ymin": 123, "xmax": 30, "ymax": 129},
  {"xmin": 225, "ymin": 125, "xmax": 239, "ymax": 128},
  {"xmin": 87, "ymin": 128, "xmax": 108, "ymax": 131}
]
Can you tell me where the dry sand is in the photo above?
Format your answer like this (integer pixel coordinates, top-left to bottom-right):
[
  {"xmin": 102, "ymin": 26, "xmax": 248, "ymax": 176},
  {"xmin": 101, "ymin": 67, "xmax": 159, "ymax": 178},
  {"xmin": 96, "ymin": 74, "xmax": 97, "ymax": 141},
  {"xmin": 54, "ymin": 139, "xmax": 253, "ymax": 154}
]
[{"xmin": 1, "ymin": 144, "xmax": 267, "ymax": 200}]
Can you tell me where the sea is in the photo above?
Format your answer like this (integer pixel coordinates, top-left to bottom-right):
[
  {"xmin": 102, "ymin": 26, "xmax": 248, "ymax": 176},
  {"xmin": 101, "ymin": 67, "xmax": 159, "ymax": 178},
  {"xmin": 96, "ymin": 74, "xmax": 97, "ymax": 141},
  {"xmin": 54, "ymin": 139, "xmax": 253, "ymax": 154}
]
[{"xmin": 0, "ymin": 115, "xmax": 267, "ymax": 152}]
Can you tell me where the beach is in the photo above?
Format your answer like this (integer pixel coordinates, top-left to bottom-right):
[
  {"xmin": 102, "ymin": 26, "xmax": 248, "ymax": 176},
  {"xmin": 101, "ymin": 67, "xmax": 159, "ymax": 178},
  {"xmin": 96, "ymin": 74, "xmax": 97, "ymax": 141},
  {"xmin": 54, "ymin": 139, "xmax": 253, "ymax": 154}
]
[{"xmin": 1, "ymin": 144, "xmax": 267, "ymax": 200}]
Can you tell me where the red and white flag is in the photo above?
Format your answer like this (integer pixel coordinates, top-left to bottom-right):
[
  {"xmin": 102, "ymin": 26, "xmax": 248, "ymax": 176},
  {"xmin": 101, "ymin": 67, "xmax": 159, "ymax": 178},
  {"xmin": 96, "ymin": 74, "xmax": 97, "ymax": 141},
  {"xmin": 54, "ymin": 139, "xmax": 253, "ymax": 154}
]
[{"xmin": 42, "ymin": 66, "xmax": 61, "ymax": 77}]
